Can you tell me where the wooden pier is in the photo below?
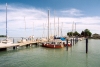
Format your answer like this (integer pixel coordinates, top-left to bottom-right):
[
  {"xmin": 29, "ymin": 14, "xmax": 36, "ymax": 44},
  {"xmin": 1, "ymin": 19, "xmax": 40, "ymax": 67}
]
[{"xmin": 0, "ymin": 41, "xmax": 40, "ymax": 51}]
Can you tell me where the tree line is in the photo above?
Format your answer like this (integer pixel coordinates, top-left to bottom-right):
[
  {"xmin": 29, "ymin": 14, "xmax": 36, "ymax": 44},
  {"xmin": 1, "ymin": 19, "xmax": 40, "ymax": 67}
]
[
  {"xmin": 67, "ymin": 29, "xmax": 92, "ymax": 37},
  {"xmin": 0, "ymin": 35, "xmax": 6, "ymax": 37}
]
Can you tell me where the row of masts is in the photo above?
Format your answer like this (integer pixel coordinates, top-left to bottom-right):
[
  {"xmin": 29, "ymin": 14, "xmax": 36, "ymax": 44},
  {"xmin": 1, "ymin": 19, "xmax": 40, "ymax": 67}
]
[
  {"xmin": 6, "ymin": 3, "xmax": 76, "ymax": 39},
  {"xmin": 47, "ymin": 10, "xmax": 64, "ymax": 41},
  {"xmin": 6, "ymin": 3, "xmax": 34, "ymax": 38},
  {"xmin": 47, "ymin": 10, "xmax": 77, "ymax": 41},
  {"xmin": 24, "ymin": 10, "xmax": 64, "ymax": 38}
]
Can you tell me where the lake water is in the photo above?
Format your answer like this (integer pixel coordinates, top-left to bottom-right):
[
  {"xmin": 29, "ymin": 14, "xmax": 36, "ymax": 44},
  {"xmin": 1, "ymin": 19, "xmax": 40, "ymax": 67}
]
[{"xmin": 0, "ymin": 39, "xmax": 100, "ymax": 67}]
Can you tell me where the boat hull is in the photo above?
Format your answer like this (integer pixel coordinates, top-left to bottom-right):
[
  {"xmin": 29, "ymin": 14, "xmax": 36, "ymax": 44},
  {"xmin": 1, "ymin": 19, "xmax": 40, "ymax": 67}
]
[
  {"xmin": 42, "ymin": 44, "xmax": 64, "ymax": 48},
  {"xmin": 63, "ymin": 44, "xmax": 72, "ymax": 47}
]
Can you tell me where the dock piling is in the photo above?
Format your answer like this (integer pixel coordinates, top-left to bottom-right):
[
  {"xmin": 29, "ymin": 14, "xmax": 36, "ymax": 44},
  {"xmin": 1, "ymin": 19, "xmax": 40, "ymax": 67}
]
[
  {"xmin": 13, "ymin": 38, "xmax": 14, "ymax": 43},
  {"xmin": 73, "ymin": 38, "xmax": 74, "ymax": 46},
  {"xmin": 26, "ymin": 44, "xmax": 28, "ymax": 47},
  {"xmin": 75, "ymin": 38, "xmax": 76, "ymax": 44},
  {"xmin": 71, "ymin": 39, "xmax": 72, "ymax": 46},
  {"xmin": 13, "ymin": 46, "xmax": 16, "ymax": 50},
  {"xmin": 66, "ymin": 39, "xmax": 68, "ymax": 51},
  {"xmin": 86, "ymin": 38, "xmax": 88, "ymax": 53},
  {"xmin": 0, "ymin": 48, "xmax": 7, "ymax": 51},
  {"xmin": 75, "ymin": 38, "xmax": 78, "ymax": 44}
]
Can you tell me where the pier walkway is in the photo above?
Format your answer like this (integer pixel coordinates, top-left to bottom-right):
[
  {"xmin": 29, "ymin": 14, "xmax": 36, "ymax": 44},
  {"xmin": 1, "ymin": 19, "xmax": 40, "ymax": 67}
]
[
  {"xmin": 0, "ymin": 40, "xmax": 43, "ymax": 51},
  {"xmin": 0, "ymin": 43, "xmax": 19, "ymax": 48}
]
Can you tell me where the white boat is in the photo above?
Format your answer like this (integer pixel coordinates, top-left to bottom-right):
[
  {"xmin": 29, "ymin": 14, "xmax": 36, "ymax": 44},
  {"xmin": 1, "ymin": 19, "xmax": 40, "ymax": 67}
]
[
  {"xmin": 1, "ymin": 3, "xmax": 13, "ymax": 44},
  {"xmin": 1, "ymin": 39, "xmax": 13, "ymax": 44},
  {"xmin": 17, "ymin": 38, "xmax": 27, "ymax": 43}
]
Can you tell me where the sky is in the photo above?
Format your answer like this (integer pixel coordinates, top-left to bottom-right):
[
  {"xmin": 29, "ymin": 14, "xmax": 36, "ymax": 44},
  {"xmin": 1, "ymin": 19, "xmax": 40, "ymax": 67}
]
[{"xmin": 0, "ymin": 0, "xmax": 100, "ymax": 37}]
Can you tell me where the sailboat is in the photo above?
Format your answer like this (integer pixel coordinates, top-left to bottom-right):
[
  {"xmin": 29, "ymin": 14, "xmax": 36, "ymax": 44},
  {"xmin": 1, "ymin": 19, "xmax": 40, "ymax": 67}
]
[
  {"xmin": 17, "ymin": 17, "xmax": 27, "ymax": 43},
  {"xmin": 1, "ymin": 3, "xmax": 13, "ymax": 44},
  {"xmin": 42, "ymin": 10, "xmax": 64, "ymax": 48}
]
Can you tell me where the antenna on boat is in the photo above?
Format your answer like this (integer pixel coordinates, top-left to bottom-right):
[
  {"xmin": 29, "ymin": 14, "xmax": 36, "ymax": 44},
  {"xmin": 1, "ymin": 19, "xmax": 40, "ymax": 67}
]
[{"xmin": 6, "ymin": 3, "xmax": 7, "ymax": 41}]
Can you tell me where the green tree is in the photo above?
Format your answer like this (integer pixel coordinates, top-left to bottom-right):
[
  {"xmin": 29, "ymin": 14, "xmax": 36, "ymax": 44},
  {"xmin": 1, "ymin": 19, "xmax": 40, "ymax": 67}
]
[
  {"xmin": 67, "ymin": 31, "xmax": 80, "ymax": 37},
  {"xmin": 73, "ymin": 31, "xmax": 80, "ymax": 36},
  {"xmin": 84, "ymin": 29, "xmax": 92, "ymax": 37},
  {"xmin": 81, "ymin": 31, "xmax": 84, "ymax": 36},
  {"xmin": 67, "ymin": 32, "xmax": 73, "ymax": 36},
  {"xmin": 0, "ymin": 35, "xmax": 6, "ymax": 37},
  {"xmin": 81, "ymin": 29, "xmax": 92, "ymax": 37}
]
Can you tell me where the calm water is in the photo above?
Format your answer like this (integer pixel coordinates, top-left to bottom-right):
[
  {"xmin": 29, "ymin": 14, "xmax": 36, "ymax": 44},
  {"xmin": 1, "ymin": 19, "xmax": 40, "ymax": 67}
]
[{"xmin": 0, "ymin": 39, "xmax": 100, "ymax": 67}]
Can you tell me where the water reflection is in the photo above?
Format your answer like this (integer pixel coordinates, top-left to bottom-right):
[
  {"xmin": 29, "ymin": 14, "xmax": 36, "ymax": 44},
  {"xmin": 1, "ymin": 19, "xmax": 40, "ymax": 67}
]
[
  {"xmin": 0, "ymin": 39, "xmax": 100, "ymax": 67},
  {"xmin": 86, "ymin": 54, "xmax": 88, "ymax": 67}
]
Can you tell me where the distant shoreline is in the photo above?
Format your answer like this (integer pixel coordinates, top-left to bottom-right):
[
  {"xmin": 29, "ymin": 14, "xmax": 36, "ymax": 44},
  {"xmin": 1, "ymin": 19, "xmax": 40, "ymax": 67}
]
[
  {"xmin": 0, "ymin": 35, "xmax": 6, "ymax": 37},
  {"xmin": 89, "ymin": 37, "xmax": 100, "ymax": 39}
]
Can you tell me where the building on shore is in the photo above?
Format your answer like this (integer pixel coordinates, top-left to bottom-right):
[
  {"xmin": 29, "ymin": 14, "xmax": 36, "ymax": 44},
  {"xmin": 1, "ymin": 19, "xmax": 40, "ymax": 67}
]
[{"xmin": 91, "ymin": 33, "xmax": 100, "ymax": 39}]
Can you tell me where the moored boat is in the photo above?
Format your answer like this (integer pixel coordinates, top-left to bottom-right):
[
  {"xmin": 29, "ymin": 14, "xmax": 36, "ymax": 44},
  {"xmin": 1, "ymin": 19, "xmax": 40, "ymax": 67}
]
[
  {"xmin": 1, "ymin": 39, "xmax": 13, "ymax": 44},
  {"xmin": 0, "ymin": 3, "xmax": 13, "ymax": 44},
  {"xmin": 63, "ymin": 40, "xmax": 72, "ymax": 47},
  {"xmin": 42, "ymin": 41, "xmax": 64, "ymax": 48}
]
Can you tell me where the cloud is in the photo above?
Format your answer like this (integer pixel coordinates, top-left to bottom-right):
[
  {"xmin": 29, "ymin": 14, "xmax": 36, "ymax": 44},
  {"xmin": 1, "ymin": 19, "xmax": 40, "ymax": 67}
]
[
  {"xmin": 61, "ymin": 8, "xmax": 84, "ymax": 17},
  {"xmin": 0, "ymin": 4, "xmax": 100, "ymax": 37}
]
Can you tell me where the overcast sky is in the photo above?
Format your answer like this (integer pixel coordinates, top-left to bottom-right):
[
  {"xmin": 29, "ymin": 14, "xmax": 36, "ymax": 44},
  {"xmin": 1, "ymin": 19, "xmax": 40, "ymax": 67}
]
[{"xmin": 0, "ymin": 0, "xmax": 100, "ymax": 37}]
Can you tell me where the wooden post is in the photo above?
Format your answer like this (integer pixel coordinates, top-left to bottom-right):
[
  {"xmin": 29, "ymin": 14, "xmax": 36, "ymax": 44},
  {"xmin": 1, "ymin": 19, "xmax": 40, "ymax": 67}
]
[
  {"xmin": 73, "ymin": 38, "xmax": 74, "ymax": 46},
  {"xmin": 75, "ymin": 38, "xmax": 76, "ymax": 44},
  {"xmin": 13, "ymin": 46, "xmax": 18, "ymax": 50},
  {"xmin": 66, "ymin": 39, "xmax": 68, "ymax": 51},
  {"xmin": 13, "ymin": 38, "xmax": 14, "ymax": 43},
  {"xmin": 76, "ymin": 37, "xmax": 78, "ymax": 43},
  {"xmin": 86, "ymin": 38, "xmax": 88, "ymax": 53},
  {"xmin": 22, "ymin": 37, "xmax": 23, "ymax": 42},
  {"xmin": 71, "ymin": 39, "xmax": 72, "ymax": 46},
  {"xmin": 35, "ymin": 43, "xmax": 38, "ymax": 47},
  {"xmin": 0, "ymin": 48, "xmax": 7, "ymax": 51},
  {"xmin": 13, "ymin": 46, "xmax": 16, "ymax": 50},
  {"xmin": 26, "ymin": 44, "xmax": 29, "ymax": 48},
  {"xmin": 75, "ymin": 37, "xmax": 77, "ymax": 44}
]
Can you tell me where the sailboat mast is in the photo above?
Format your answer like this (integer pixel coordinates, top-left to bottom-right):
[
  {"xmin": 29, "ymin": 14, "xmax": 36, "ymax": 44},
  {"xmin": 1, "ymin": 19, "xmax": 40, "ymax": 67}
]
[
  {"xmin": 42, "ymin": 23, "xmax": 44, "ymax": 37},
  {"xmin": 24, "ymin": 17, "xmax": 26, "ymax": 37},
  {"xmin": 33, "ymin": 22, "xmax": 34, "ymax": 35},
  {"xmin": 54, "ymin": 10, "xmax": 55, "ymax": 36},
  {"xmin": 48, "ymin": 10, "xmax": 50, "ymax": 42},
  {"xmin": 75, "ymin": 23, "xmax": 76, "ymax": 32},
  {"xmin": 58, "ymin": 17, "xmax": 59, "ymax": 37},
  {"xmin": 61, "ymin": 22, "xmax": 63, "ymax": 36},
  {"xmin": 72, "ymin": 21, "xmax": 74, "ymax": 37},
  {"xmin": 6, "ymin": 3, "xmax": 7, "ymax": 39},
  {"xmin": 50, "ymin": 22, "xmax": 52, "ymax": 36}
]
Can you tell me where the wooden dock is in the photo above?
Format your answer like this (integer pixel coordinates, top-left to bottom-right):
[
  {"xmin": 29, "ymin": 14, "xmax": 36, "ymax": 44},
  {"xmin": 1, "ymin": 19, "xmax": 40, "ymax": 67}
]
[
  {"xmin": 0, "ymin": 43, "xmax": 19, "ymax": 48},
  {"xmin": 0, "ymin": 41, "xmax": 40, "ymax": 51}
]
